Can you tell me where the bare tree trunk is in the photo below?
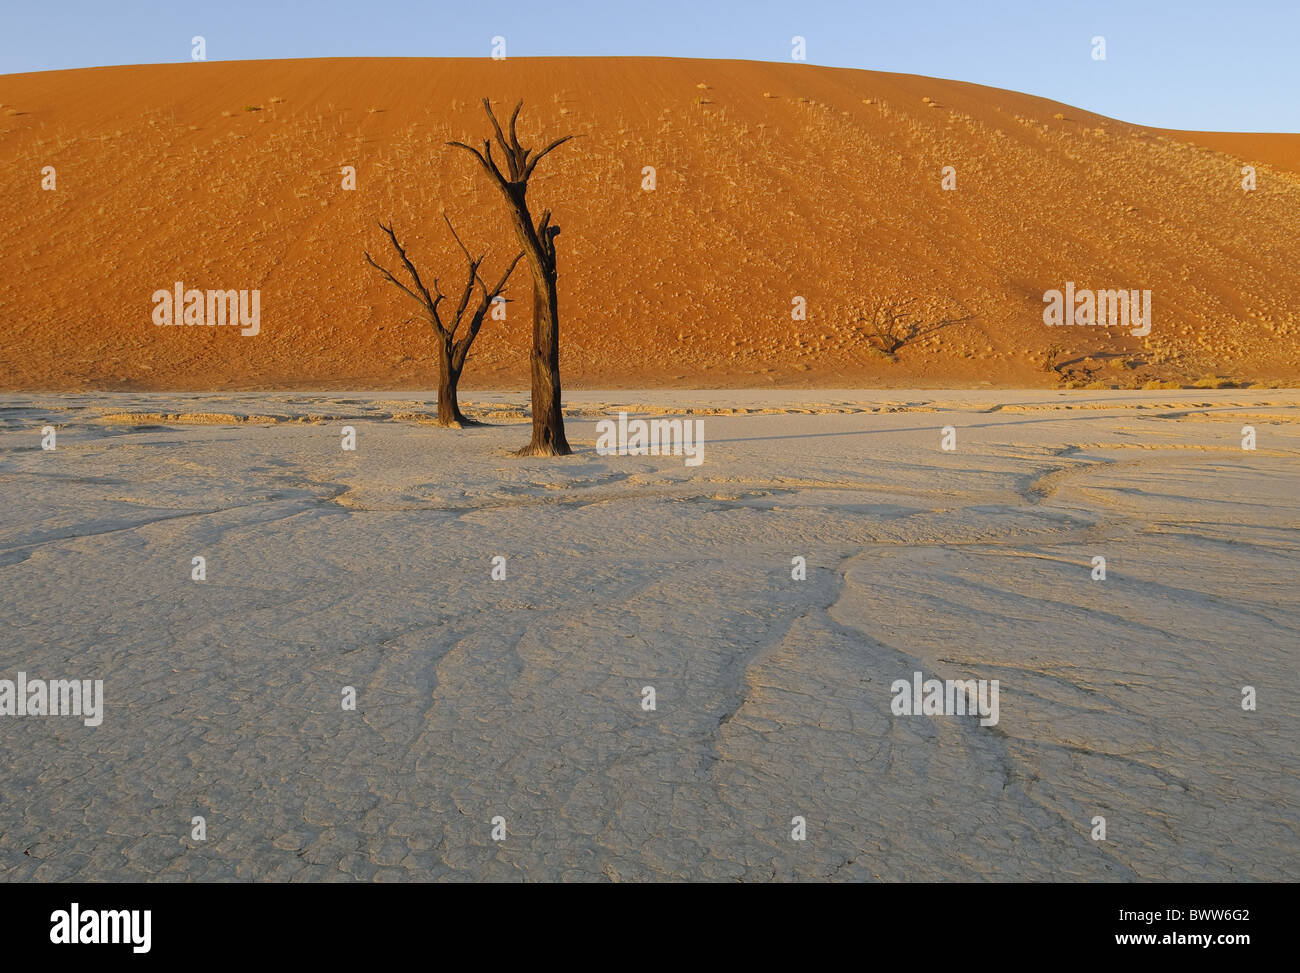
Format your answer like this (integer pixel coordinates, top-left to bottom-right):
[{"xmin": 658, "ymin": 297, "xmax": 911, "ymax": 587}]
[
  {"xmin": 518, "ymin": 267, "xmax": 569, "ymax": 456},
  {"xmin": 500, "ymin": 184, "xmax": 570, "ymax": 456},
  {"xmin": 436, "ymin": 337, "xmax": 467, "ymax": 426}
]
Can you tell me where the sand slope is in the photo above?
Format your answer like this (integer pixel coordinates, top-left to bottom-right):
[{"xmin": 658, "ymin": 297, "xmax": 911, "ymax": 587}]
[{"xmin": 1, "ymin": 57, "xmax": 1298, "ymax": 390}]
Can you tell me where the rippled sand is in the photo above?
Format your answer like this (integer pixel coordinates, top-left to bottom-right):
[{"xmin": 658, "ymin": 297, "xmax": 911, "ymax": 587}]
[{"xmin": 1, "ymin": 389, "xmax": 1296, "ymax": 880}]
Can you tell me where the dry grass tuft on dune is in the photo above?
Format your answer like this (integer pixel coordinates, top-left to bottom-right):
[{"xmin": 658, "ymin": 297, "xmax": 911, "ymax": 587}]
[{"xmin": 1, "ymin": 57, "xmax": 1298, "ymax": 391}]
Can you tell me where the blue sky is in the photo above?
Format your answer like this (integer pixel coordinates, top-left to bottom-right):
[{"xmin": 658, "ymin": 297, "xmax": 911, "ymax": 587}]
[{"xmin": 2, "ymin": 0, "xmax": 1296, "ymax": 131}]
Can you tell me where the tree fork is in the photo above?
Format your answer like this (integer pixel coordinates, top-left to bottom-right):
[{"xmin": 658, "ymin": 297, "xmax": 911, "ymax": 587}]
[{"xmin": 365, "ymin": 217, "xmax": 521, "ymax": 427}]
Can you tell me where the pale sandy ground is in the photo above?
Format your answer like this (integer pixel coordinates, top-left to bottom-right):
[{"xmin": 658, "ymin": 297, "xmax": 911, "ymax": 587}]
[{"xmin": 0, "ymin": 389, "xmax": 1296, "ymax": 881}]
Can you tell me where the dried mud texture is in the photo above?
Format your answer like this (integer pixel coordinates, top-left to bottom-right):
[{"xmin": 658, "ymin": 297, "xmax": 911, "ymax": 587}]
[{"xmin": 1, "ymin": 389, "xmax": 1296, "ymax": 880}]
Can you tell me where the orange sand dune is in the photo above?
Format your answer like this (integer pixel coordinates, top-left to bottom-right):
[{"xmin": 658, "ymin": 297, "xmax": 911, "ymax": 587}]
[{"xmin": 1, "ymin": 57, "xmax": 1297, "ymax": 391}]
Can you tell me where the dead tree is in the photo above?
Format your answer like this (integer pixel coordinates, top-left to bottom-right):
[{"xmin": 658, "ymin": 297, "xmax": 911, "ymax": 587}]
[
  {"xmin": 853, "ymin": 296, "xmax": 923, "ymax": 355},
  {"xmin": 850, "ymin": 296, "xmax": 975, "ymax": 357},
  {"xmin": 449, "ymin": 99, "xmax": 575, "ymax": 456},
  {"xmin": 365, "ymin": 216, "xmax": 522, "ymax": 426},
  {"xmin": 1044, "ymin": 344, "xmax": 1065, "ymax": 375}
]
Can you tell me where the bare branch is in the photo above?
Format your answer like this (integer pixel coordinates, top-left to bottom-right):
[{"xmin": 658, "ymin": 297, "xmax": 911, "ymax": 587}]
[
  {"xmin": 449, "ymin": 264, "xmax": 478, "ymax": 337},
  {"xmin": 507, "ymin": 100, "xmax": 524, "ymax": 156},
  {"xmin": 442, "ymin": 212, "xmax": 475, "ymax": 264},
  {"xmin": 507, "ymin": 100, "xmax": 536, "ymax": 172},
  {"xmin": 522, "ymin": 134, "xmax": 576, "ymax": 181},
  {"xmin": 447, "ymin": 139, "xmax": 507, "ymax": 186},
  {"xmin": 446, "ymin": 139, "xmax": 488, "ymax": 168},
  {"xmin": 376, "ymin": 221, "xmax": 436, "ymax": 308},
  {"xmin": 481, "ymin": 98, "xmax": 520, "ymax": 180},
  {"xmin": 365, "ymin": 222, "xmax": 453, "ymax": 335},
  {"xmin": 454, "ymin": 250, "xmax": 526, "ymax": 371},
  {"xmin": 462, "ymin": 99, "xmax": 573, "ymax": 185},
  {"xmin": 486, "ymin": 251, "xmax": 525, "ymax": 301},
  {"xmin": 364, "ymin": 250, "xmax": 428, "ymax": 315}
]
